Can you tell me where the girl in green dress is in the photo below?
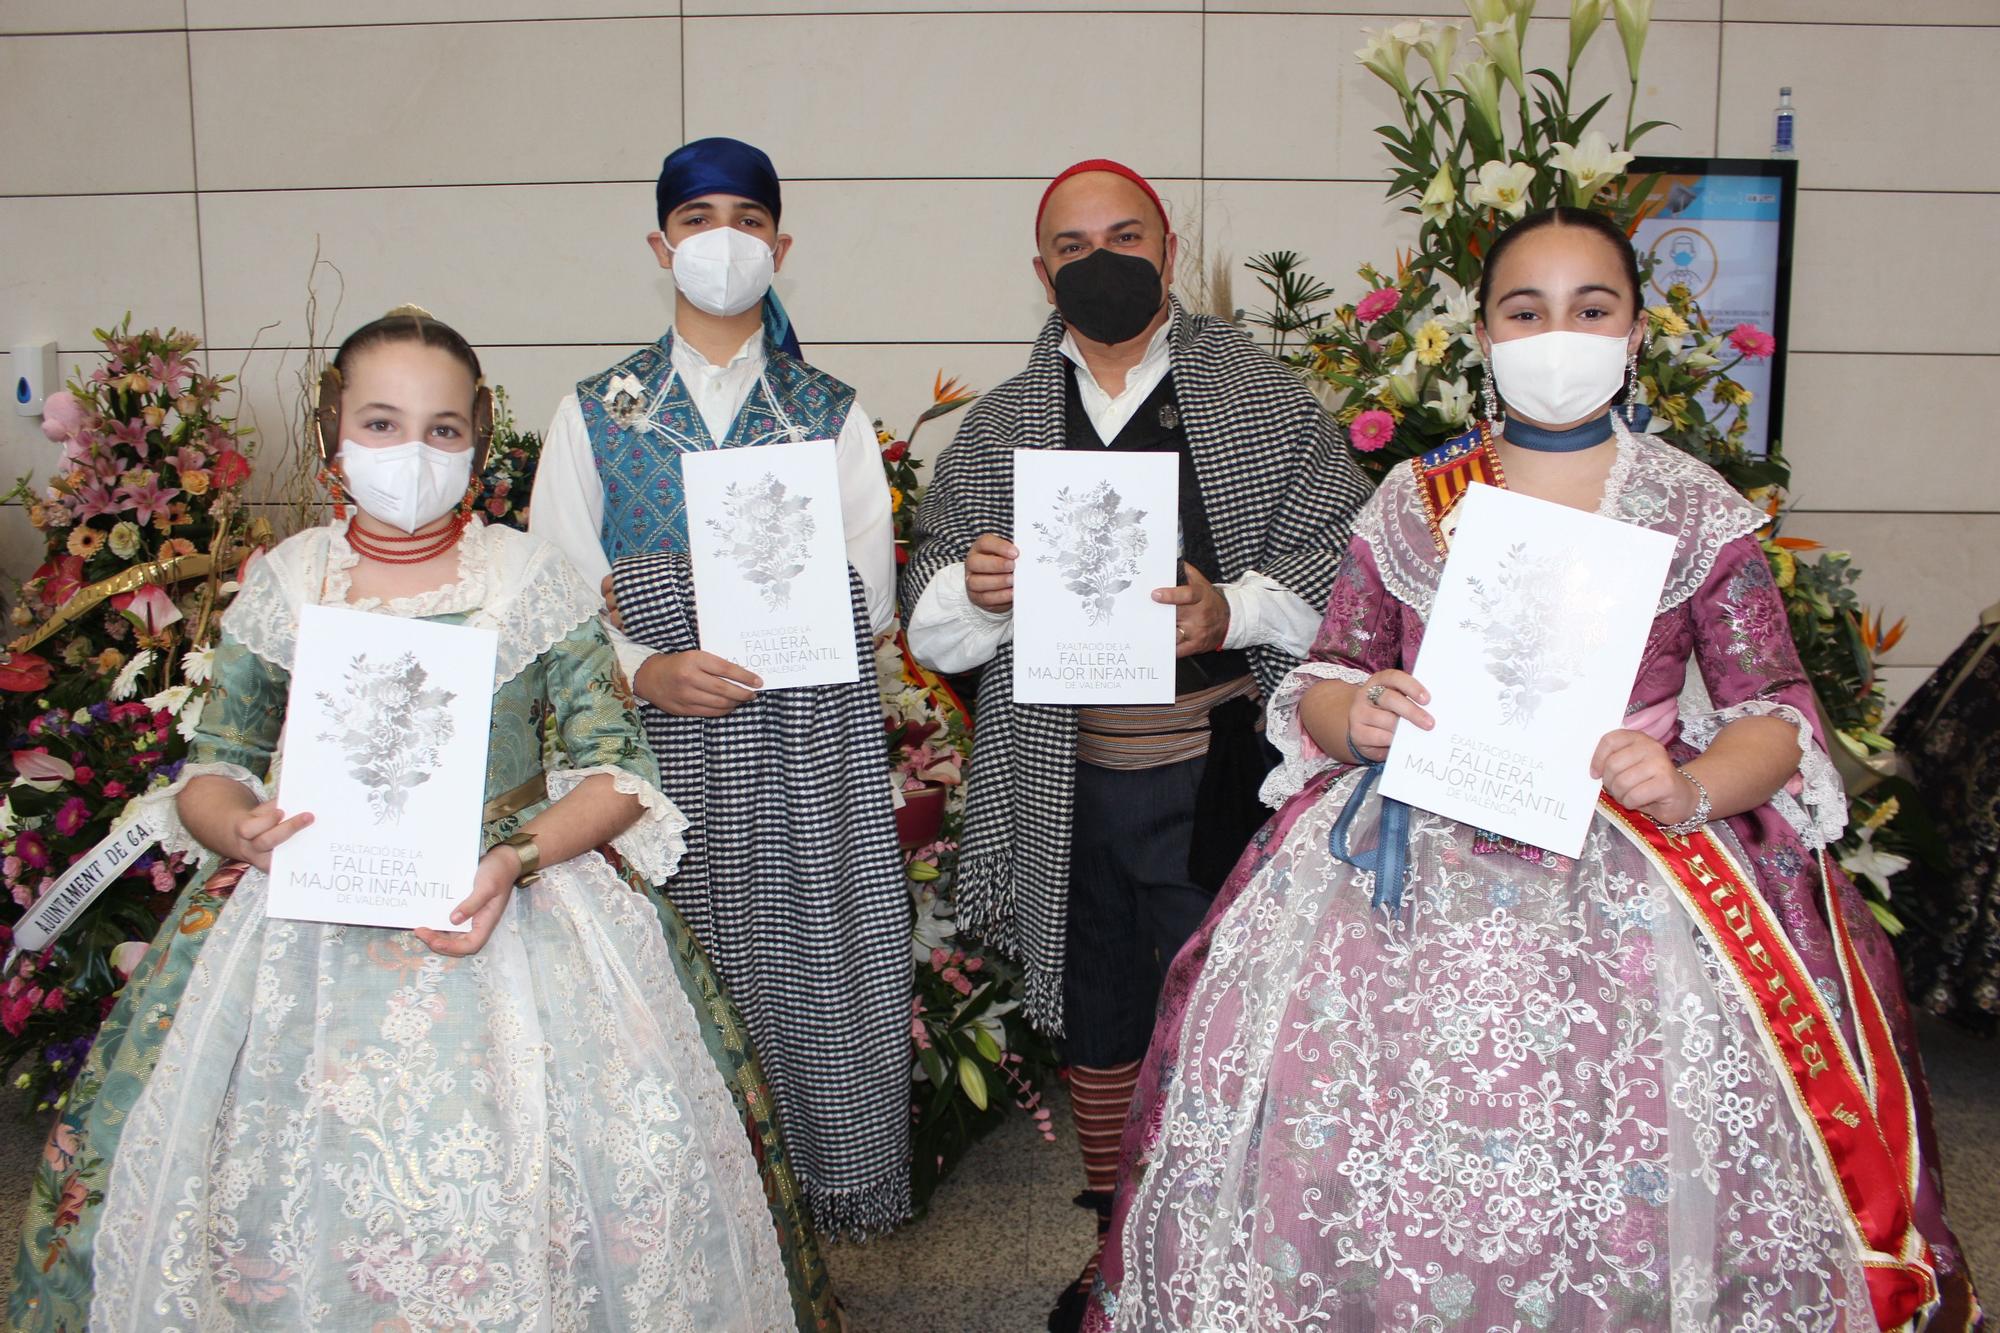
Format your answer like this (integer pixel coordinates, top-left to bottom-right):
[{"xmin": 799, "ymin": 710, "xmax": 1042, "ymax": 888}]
[{"xmin": 11, "ymin": 311, "xmax": 837, "ymax": 1331}]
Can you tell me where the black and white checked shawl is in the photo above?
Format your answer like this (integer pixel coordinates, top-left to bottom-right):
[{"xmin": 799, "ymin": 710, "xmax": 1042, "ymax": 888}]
[
  {"xmin": 901, "ymin": 301, "xmax": 1374, "ymax": 1034},
  {"xmin": 608, "ymin": 558, "xmax": 911, "ymax": 1238}
]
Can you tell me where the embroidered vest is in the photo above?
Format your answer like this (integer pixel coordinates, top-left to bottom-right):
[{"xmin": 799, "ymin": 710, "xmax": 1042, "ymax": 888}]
[{"xmin": 577, "ymin": 333, "xmax": 857, "ymax": 560}]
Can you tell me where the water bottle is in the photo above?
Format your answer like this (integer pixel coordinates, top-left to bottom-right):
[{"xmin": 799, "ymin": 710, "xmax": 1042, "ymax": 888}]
[{"xmin": 1773, "ymin": 87, "xmax": 1796, "ymax": 158}]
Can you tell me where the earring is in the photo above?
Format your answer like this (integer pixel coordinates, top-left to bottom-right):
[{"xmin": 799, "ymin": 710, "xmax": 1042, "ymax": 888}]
[
  {"xmin": 1480, "ymin": 372, "xmax": 1500, "ymax": 428},
  {"xmin": 458, "ymin": 474, "xmax": 481, "ymax": 522},
  {"xmin": 318, "ymin": 465, "xmax": 348, "ymax": 522},
  {"xmin": 1622, "ymin": 349, "xmax": 1641, "ymax": 425}
]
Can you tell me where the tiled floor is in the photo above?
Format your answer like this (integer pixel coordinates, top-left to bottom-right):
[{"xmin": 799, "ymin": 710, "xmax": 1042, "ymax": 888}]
[{"xmin": 2, "ymin": 1019, "xmax": 1993, "ymax": 1332}]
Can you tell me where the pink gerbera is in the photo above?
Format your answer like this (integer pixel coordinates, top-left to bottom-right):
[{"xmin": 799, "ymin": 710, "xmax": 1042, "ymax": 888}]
[
  {"xmin": 1350, "ymin": 409, "xmax": 1397, "ymax": 453},
  {"xmin": 1355, "ymin": 287, "xmax": 1401, "ymax": 324},
  {"xmin": 1726, "ymin": 323, "xmax": 1776, "ymax": 359}
]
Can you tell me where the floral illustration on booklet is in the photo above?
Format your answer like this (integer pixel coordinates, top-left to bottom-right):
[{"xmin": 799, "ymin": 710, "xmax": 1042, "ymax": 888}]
[
  {"xmin": 1461, "ymin": 543, "xmax": 1594, "ymax": 726},
  {"xmin": 1032, "ymin": 482, "xmax": 1150, "ymax": 626},
  {"xmin": 316, "ymin": 652, "xmax": 458, "ymax": 825},
  {"xmin": 707, "ymin": 472, "xmax": 816, "ymax": 610}
]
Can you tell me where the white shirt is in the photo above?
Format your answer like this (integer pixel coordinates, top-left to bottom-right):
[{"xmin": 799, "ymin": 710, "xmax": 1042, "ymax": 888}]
[
  {"xmin": 531, "ymin": 328, "xmax": 897, "ymax": 682},
  {"xmin": 905, "ymin": 326, "xmax": 1323, "ymax": 674}
]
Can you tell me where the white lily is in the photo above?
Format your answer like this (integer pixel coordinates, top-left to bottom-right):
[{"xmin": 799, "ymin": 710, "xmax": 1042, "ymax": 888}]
[
  {"xmin": 1387, "ymin": 350, "xmax": 1423, "ymax": 407},
  {"xmin": 968, "ymin": 996, "xmax": 1020, "ymax": 1054},
  {"xmin": 1681, "ymin": 338, "xmax": 1723, "ymax": 370},
  {"xmin": 1840, "ymin": 827, "xmax": 1909, "ymax": 900},
  {"xmin": 1506, "ymin": 0, "xmax": 1535, "ymax": 46},
  {"xmin": 1569, "ymin": 0, "xmax": 1605, "ymax": 71},
  {"xmin": 1437, "ymin": 287, "xmax": 1480, "ymax": 334},
  {"xmin": 1549, "ymin": 130, "xmax": 1634, "ymax": 206},
  {"xmin": 1454, "ymin": 57, "xmax": 1506, "ymax": 143},
  {"xmin": 1613, "ymin": 0, "xmax": 1652, "ymax": 83},
  {"xmin": 1415, "ymin": 21, "xmax": 1460, "ymax": 89},
  {"xmin": 1427, "ymin": 376, "xmax": 1475, "ymax": 426},
  {"xmin": 1466, "ymin": 159, "xmax": 1536, "ymax": 220},
  {"xmin": 910, "ymin": 886, "xmax": 956, "ymax": 961},
  {"xmin": 1419, "ymin": 164, "xmax": 1458, "ymax": 225},
  {"xmin": 1474, "ymin": 19, "xmax": 1526, "ymax": 97},
  {"xmin": 110, "ymin": 648, "xmax": 157, "ymax": 701},
  {"xmin": 1356, "ymin": 26, "xmax": 1415, "ymax": 104}
]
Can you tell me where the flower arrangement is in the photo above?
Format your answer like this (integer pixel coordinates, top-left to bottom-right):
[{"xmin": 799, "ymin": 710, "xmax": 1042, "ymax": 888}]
[
  {"xmin": 4, "ymin": 318, "xmax": 265, "ymax": 709},
  {"xmin": 0, "ymin": 318, "xmax": 262, "ymax": 1110},
  {"xmin": 883, "ymin": 637, "xmax": 1059, "ymax": 1209},
  {"xmin": 476, "ymin": 386, "xmax": 542, "ymax": 532},
  {"xmin": 1244, "ymin": 1, "xmax": 1917, "ymax": 920},
  {"xmin": 878, "ymin": 372, "xmax": 978, "ymax": 567},
  {"xmin": 0, "ymin": 700, "xmax": 199, "ymax": 1110},
  {"xmin": 875, "ymin": 378, "xmax": 1061, "ymax": 1211}
]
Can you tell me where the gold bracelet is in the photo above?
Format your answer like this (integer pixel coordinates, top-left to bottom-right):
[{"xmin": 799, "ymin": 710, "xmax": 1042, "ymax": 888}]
[{"xmin": 501, "ymin": 829, "xmax": 542, "ymax": 885}]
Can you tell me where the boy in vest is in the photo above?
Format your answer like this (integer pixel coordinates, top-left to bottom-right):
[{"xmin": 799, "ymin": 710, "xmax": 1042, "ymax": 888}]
[{"xmin": 533, "ymin": 136, "xmax": 910, "ymax": 1236}]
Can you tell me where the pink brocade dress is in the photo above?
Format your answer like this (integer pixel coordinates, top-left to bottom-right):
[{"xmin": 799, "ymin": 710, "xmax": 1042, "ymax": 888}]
[{"xmin": 1086, "ymin": 432, "xmax": 1976, "ymax": 1331}]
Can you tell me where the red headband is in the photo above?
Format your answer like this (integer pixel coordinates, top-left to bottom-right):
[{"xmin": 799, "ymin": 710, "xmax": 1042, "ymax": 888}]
[{"xmin": 1035, "ymin": 158, "xmax": 1172, "ymax": 240}]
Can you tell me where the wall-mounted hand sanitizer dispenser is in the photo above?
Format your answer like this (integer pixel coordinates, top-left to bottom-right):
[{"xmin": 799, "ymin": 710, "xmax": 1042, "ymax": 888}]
[{"xmin": 13, "ymin": 342, "xmax": 58, "ymax": 416}]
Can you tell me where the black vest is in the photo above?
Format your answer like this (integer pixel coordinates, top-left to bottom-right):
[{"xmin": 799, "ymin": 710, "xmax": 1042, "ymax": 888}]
[{"xmin": 1062, "ymin": 367, "xmax": 1251, "ymax": 694}]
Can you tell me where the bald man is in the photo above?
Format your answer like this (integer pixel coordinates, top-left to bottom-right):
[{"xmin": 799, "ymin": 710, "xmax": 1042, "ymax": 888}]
[{"xmin": 900, "ymin": 159, "xmax": 1372, "ymax": 1329}]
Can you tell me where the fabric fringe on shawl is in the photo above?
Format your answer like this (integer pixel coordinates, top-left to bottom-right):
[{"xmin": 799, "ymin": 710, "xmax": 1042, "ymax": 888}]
[
  {"xmin": 901, "ymin": 301, "xmax": 1374, "ymax": 1035},
  {"xmin": 611, "ymin": 555, "xmax": 913, "ymax": 1238}
]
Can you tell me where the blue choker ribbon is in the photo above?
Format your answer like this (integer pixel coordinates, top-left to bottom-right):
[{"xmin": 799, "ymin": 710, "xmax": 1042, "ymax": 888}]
[
  {"xmin": 1499, "ymin": 404, "xmax": 1650, "ymax": 452},
  {"xmin": 1327, "ymin": 764, "xmax": 1413, "ymax": 916}
]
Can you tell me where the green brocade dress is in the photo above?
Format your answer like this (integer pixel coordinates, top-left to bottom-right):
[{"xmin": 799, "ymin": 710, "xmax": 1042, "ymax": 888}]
[{"xmin": 10, "ymin": 520, "xmax": 835, "ymax": 1331}]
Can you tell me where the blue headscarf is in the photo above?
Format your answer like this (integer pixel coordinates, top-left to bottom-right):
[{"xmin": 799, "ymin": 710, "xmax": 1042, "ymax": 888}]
[{"xmin": 656, "ymin": 137, "xmax": 802, "ymax": 360}]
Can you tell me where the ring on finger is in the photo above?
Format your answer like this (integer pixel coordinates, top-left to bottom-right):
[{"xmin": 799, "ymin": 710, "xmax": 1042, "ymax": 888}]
[{"xmin": 1365, "ymin": 683, "xmax": 1387, "ymax": 707}]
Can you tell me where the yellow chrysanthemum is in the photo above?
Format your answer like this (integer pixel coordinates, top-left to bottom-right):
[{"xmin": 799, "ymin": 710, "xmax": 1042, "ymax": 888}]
[
  {"xmin": 1713, "ymin": 379, "xmax": 1754, "ymax": 408},
  {"xmin": 1646, "ymin": 305, "xmax": 1689, "ymax": 338},
  {"xmin": 890, "ymin": 486, "xmax": 904, "ymax": 513},
  {"xmin": 1337, "ymin": 403, "xmax": 1365, "ymax": 426},
  {"xmin": 1413, "ymin": 320, "xmax": 1450, "ymax": 366}
]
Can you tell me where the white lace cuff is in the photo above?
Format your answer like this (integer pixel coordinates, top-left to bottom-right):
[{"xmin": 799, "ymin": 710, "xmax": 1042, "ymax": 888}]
[
  {"xmin": 131, "ymin": 761, "xmax": 268, "ymax": 861},
  {"xmin": 1259, "ymin": 661, "xmax": 1372, "ymax": 808},
  {"xmin": 544, "ymin": 765, "xmax": 688, "ymax": 884},
  {"xmin": 1679, "ymin": 700, "xmax": 1848, "ymax": 849}
]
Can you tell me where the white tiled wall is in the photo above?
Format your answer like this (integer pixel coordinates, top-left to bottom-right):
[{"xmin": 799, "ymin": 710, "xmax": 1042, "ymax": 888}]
[{"xmin": 3, "ymin": 0, "xmax": 1995, "ymax": 709}]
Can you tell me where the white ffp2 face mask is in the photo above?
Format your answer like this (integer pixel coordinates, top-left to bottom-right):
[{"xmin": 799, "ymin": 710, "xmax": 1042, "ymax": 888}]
[
  {"xmin": 666, "ymin": 226, "xmax": 775, "ymax": 317},
  {"xmin": 339, "ymin": 439, "xmax": 473, "ymax": 535},
  {"xmin": 1486, "ymin": 329, "xmax": 1632, "ymax": 428}
]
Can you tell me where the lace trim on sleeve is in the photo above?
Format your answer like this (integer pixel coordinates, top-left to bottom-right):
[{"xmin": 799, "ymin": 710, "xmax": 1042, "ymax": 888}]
[
  {"xmin": 130, "ymin": 761, "xmax": 267, "ymax": 861},
  {"xmin": 478, "ymin": 530, "xmax": 607, "ymax": 687},
  {"xmin": 220, "ymin": 531, "xmax": 324, "ymax": 672},
  {"xmin": 1260, "ymin": 661, "xmax": 1373, "ymax": 808},
  {"xmin": 543, "ymin": 764, "xmax": 688, "ymax": 884},
  {"xmin": 1679, "ymin": 699, "xmax": 1848, "ymax": 849}
]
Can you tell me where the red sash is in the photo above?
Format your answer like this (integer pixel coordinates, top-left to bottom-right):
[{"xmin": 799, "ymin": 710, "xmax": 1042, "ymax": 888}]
[{"xmin": 1601, "ymin": 797, "xmax": 1939, "ymax": 1331}]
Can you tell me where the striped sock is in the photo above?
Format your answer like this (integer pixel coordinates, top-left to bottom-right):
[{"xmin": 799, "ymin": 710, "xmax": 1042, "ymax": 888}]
[{"xmin": 1070, "ymin": 1060, "xmax": 1143, "ymax": 1193}]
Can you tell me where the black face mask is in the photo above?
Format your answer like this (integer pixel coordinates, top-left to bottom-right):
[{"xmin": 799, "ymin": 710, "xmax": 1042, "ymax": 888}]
[{"xmin": 1051, "ymin": 248, "xmax": 1165, "ymax": 346}]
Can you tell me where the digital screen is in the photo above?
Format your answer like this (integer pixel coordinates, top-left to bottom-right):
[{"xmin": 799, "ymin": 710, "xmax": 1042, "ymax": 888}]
[{"xmin": 1630, "ymin": 162, "xmax": 1795, "ymax": 456}]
